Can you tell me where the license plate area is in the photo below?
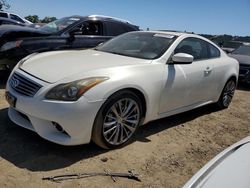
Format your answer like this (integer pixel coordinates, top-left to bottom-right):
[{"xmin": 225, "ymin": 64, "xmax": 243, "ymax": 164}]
[{"xmin": 5, "ymin": 91, "xmax": 16, "ymax": 108}]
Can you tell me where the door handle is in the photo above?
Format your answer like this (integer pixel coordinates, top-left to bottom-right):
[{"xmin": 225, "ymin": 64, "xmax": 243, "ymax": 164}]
[{"xmin": 204, "ymin": 67, "xmax": 212, "ymax": 75}]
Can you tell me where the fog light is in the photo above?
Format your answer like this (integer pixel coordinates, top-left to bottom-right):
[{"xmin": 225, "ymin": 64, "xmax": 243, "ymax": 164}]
[{"xmin": 52, "ymin": 122, "xmax": 64, "ymax": 132}]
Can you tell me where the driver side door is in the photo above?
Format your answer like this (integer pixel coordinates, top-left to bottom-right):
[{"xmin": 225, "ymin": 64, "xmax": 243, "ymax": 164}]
[
  {"xmin": 67, "ymin": 21, "xmax": 112, "ymax": 49},
  {"xmin": 159, "ymin": 37, "xmax": 215, "ymax": 114}
]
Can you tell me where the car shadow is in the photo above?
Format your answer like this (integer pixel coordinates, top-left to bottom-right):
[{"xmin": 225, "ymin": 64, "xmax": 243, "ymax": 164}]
[
  {"xmin": 0, "ymin": 74, "xmax": 8, "ymax": 89},
  {"xmin": 0, "ymin": 104, "xmax": 219, "ymax": 172}
]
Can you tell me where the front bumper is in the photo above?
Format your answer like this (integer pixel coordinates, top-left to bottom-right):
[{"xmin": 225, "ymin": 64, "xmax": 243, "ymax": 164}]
[{"xmin": 6, "ymin": 70, "xmax": 105, "ymax": 146}]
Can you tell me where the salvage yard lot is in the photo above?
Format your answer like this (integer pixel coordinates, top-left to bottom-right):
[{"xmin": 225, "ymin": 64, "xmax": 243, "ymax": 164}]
[{"xmin": 0, "ymin": 76, "xmax": 249, "ymax": 188}]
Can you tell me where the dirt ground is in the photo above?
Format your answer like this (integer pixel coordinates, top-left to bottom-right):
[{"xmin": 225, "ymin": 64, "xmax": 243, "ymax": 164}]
[{"xmin": 0, "ymin": 75, "xmax": 249, "ymax": 188}]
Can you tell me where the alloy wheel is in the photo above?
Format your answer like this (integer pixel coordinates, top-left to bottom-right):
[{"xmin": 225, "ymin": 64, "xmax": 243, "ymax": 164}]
[
  {"xmin": 102, "ymin": 98, "xmax": 140, "ymax": 146},
  {"xmin": 222, "ymin": 80, "xmax": 236, "ymax": 107}
]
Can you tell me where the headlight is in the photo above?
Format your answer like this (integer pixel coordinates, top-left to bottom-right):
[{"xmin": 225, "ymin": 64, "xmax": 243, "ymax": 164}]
[
  {"xmin": 1, "ymin": 40, "xmax": 23, "ymax": 51},
  {"xmin": 45, "ymin": 77, "xmax": 109, "ymax": 101}
]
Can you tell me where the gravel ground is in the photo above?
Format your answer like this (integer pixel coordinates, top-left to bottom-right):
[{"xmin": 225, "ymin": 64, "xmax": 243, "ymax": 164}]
[{"xmin": 0, "ymin": 76, "xmax": 249, "ymax": 188}]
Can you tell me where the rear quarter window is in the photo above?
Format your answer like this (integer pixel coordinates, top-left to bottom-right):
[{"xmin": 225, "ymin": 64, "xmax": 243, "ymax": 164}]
[{"xmin": 208, "ymin": 43, "xmax": 220, "ymax": 58}]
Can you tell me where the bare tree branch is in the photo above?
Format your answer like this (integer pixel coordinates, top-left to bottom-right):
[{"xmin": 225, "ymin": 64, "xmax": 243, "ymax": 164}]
[{"xmin": 0, "ymin": 0, "xmax": 10, "ymax": 10}]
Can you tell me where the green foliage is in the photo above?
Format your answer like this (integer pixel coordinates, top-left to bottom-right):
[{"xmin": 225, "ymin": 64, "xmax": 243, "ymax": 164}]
[
  {"xmin": 25, "ymin": 15, "xmax": 39, "ymax": 23},
  {"xmin": 25, "ymin": 15, "xmax": 57, "ymax": 23},
  {"xmin": 0, "ymin": 0, "xmax": 10, "ymax": 10},
  {"xmin": 24, "ymin": 15, "xmax": 57, "ymax": 24},
  {"xmin": 40, "ymin": 16, "xmax": 57, "ymax": 23}
]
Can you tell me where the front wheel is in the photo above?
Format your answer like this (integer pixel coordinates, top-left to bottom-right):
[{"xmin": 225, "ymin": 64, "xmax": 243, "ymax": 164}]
[
  {"xmin": 216, "ymin": 79, "xmax": 236, "ymax": 109},
  {"xmin": 92, "ymin": 91, "xmax": 143, "ymax": 149}
]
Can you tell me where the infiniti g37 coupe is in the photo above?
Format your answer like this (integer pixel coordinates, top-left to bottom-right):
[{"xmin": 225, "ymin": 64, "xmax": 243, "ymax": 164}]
[{"xmin": 5, "ymin": 31, "xmax": 239, "ymax": 149}]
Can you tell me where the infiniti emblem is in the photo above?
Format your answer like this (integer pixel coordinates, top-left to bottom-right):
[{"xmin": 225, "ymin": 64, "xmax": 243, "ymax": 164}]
[{"xmin": 12, "ymin": 78, "xmax": 20, "ymax": 88}]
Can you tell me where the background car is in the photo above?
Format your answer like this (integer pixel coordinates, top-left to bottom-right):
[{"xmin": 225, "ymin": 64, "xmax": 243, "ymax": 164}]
[
  {"xmin": 184, "ymin": 136, "xmax": 250, "ymax": 188},
  {"xmin": 0, "ymin": 11, "xmax": 32, "ymax": 25},
  {"xmin": 28, "ymin": 22, "xmax": 46, "ymax": 29},
  {"xmin": 221, "ymin": 41, "xmax": 244, "ymax": 53},
  {"xmin": 229, "ymin": 44, "xmax": 250, "ymax": 84},
  {"xmin": 5, "ymin": 31, "xmax": 238, "ymax": 149},
  {"xmin": 0, "ymin": 15, "xmax": 140, "ymax": 71},
  {"xmin": 0, "ymin": 17, "xmax": 26, "ymax": 26}
]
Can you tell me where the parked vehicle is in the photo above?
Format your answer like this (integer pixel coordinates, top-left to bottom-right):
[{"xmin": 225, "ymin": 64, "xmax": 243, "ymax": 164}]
[
  {"xmin": 28, "ymin": 23, "xmax": 46, "ymax": 29},
  {"xmin": 221, "ymin": 41, "xmax": 244, "ymax": 53},
  {"xmin": 0, "ymin": 11, "xmax": 32, "ymax": 25},
  {"xmin": 229, "ymin": 44, "xmax": 250, "ymax": 84},
  {"xmin": 0, "ymin": 15, "xmax": 139, "ymax": 71},
  {"xmin": 0, "ymin": 17, "xmax": 26, "ymax": 27},
  {"xmin": 184, "ymin": 136, "xmax": 250, "ymax": 188},
  {"xmin": 5, "ymin": 31, "xmax": 238, "ymax": 148}
]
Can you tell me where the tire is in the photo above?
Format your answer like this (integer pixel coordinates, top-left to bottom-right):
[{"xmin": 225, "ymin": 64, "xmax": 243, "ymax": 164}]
[
  {"xmin": 216, "ymin": 79, "xmax": 236, "ymax": 109},
  {"xmin": 92, "ymin": 90, "xmax": 143, "ymax": 149}
]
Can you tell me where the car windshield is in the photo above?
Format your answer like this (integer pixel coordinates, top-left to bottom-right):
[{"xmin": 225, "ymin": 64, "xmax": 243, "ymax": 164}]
[
  {"xmin": 39, "ymin": 17, "xmax": 80, "ymax": 34},
  {"xmin": 95, "ymin": 32, "xmax": 177, "ymax": 60},
  {"xmin": 232, "ymin": 45, "xmax": 250, "ymax": 56}
]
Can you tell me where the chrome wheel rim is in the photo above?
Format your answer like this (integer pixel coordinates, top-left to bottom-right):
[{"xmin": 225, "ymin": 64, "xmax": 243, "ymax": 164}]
[
  {"xmin": 222, "ymin": 80, "xmax": 236, "ymax": 107},
  {"xmin": 103, "ymin": 98, "xmax": 140, "ymax": 145}
]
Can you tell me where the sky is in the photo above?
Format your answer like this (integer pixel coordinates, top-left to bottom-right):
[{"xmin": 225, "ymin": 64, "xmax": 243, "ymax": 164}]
[{"xmin": 6, "ymin": 0, "xmax": 250, "ymax": 36}]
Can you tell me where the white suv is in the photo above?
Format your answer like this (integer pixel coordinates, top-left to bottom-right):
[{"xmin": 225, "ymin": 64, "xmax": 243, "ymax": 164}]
[{"xmin": 0, "ymin": 11, "xmax": 32, "ymax": 25}]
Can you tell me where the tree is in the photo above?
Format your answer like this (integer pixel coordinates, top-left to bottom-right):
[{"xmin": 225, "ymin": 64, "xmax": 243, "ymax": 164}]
[
  {"xmin": 0, "ymin": 0, "xmax": 10, "ymax": 10},
  {"xmin": 40, "ymin": 16, "xmax": 57, "ymax": 23},
  {"xmin": 25, "ymin": 15, "xmax": 39, "ymax": 23}
]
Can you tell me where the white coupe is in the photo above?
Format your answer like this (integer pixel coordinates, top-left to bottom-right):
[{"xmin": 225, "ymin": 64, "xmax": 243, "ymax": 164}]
[{"xmin": 5, "ymin": 31, "xmax": 239, "ymax": 149}]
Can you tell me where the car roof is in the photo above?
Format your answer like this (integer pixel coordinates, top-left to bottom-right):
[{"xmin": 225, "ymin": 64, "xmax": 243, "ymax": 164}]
[{"xmin": 68, "ymin": 15, "xmax": 136, "ymax": 26}]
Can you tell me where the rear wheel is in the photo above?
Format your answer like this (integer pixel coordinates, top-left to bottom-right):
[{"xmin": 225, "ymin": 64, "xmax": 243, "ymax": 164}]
[
  {"xmin": 216, "ymin": 79, "xmax": 236, "ymax": 109},
  {"xmin": 92, "ymin": 91, "xmax": 143, "ymax": 149}
]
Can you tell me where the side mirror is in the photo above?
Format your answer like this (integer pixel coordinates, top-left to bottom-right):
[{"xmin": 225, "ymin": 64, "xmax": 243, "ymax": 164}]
[{"xmin": 172, "ymin": 53, "xmax": 194, "ymax": 64}]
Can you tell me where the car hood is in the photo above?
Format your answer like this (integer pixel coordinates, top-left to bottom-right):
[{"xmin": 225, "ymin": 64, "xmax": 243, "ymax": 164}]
[
  {"xmin": 184, "ymin": 136, "xmax": 250, "ymax": 188},
  {"xmin": 0, "ymin": 25, "xmax": 49, "ymax": 43},
  {"xmin": 20, "ymin": 49, "xmax": 150, "ymax": 83},
  {"xmin": 228, "ymin": 54, "xmax": 250, "ymax": 66}
]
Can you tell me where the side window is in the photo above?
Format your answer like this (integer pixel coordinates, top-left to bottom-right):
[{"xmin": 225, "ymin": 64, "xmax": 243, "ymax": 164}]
[
  {"xmin": 70, "ymin": 22, "xmax": 102, "ymax": 36},
  {"xmin": 175, "ymin": 38, "xmax": 209, "ymax": 60},
  {"xmin": 1, "ymin": 20, "xmax": 15, "ymax": 25},
  {"xmin": 106, "ymin": 21, "xmax": 131, "ymax": 36},
  {"xmin": 208, "ymin": 43, "xmax": 220, "ymax": 58},
  {"xmin": 10, "ymin": 14, "xmax": 25, "ymax": 23},
  {"xmin": 0, "ymin": 12, "xmax": 8, "ymax": 18},
  {"xmin": 85, "ymin": 22, "xmax": 102, "ymax": 35}
]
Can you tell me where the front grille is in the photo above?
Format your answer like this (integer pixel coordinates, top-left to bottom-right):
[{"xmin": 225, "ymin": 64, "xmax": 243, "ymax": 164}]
[{"xmin": 9, "ymin": 73, "xmax": 42, "ymax": 97}]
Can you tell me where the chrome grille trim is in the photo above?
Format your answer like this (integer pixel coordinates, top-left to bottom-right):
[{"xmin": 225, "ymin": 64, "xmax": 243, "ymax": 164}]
[{"xmin": 9, "ymin": 73, "xmax": 42, "ymax": 97}]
